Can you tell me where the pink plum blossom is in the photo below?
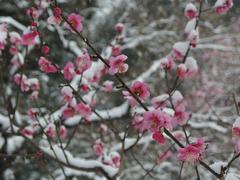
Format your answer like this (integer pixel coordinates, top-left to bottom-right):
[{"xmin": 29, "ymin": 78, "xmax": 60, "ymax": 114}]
[
  {"xmin": 28, "ymin": 108, "xmax": 38, "ymax": 120},
  {"xmin": 110, "ymin": 152, "xmax": 121, "ymax": 168},
  {"xmin": 65, "ymin": 13, "xmax": 83, "ymax": 33},
  {"xmin": 75, "ymin": 102, "xmax": 92, "ymax": 119},
  {"xmin": 38, "ymin": 56, "xmax": 57, "ymax": 73},
  {"xmin": 152, "ymin": 131, "xmax": 165, "ymax": 144},
  {"xmin": 21, "ymin": 30, "xmax": 38, "ymax": 46},
  {"xmin": 62, "ymin": 107, "xmax": 75, "ymax": 119},
  {"xmin": 151, "ymin": 94, "xmax": 169, "ymax": 109},
  {"xmin": 59, "ymin": 125, "xmax": 68, "ymax": 139},
  {"xmin": 232, "ymin": 118, "xmax": 240, "ymax": 153},
  {"xmin": 214, "ymin": 0, "xmax": 233, "ymax": 14},
  {"xmin": 42, "ymin": 45, "xmax": 50, "ymax": 54},
  {"xmin": 160, "ymin": 56, "xmax": 175, "ymax": 70},
  {"xmin": 184, "ymin": 3, "xmax": 198, "ymax": 19},
  {"xmin": 20, "ymin": 126, "xmax": 34, "ymax": 138},
  {"xmin": 61, "ymin": 86, "xmax": 73, "ymax": 103},
  {"xmin": 9, "ymin": 32, "xmax": 21, "ymax": 44},
  {"xmin": 114, "ymin": 23, "xmax": 124, "ymax": 33},
  {"xmin": 101, "ymin": 80, "xmax": 113, "ymax": 92},
  {"xmin": 63, "ymin": 61, "xmax": 76, "ymax": 80},
  {"xmin": 76, "ymin": 50, "xmax": 92, "ymax": 74},
  {"xmin": 123, "ymin": 81, "xmax": 150, "ymax": 107},
  {"xmin": 109, "ymin": 54, "xmax": 128, "ymax": 75},
  {"xmin": 178, "ymin": 138, "xmax": 205, "ymax": 164},
  {"xmin": 173, "ymin": 110, "xmax": 190, "ymax": 126},
  {"xmin": 93, "ymin": 139, "xmax": 104, "ymax": 156},
  {"xmin": 132, "ymin": 115, "xmax": 145, "ymax": 132},
  {"xmin": 44, "ymin": 124, "xmax": 56, "ymax": 138},
  {"xmin": 112, "ymin": 45, "xmax": 121, "ymax": 57},
  {"xmin": 13, "ymin": 73, "xmax": 30, "ymax": 92},
  {"xmin": 172, "ymin": 42, "xmax": 189, "ymax": 61}
]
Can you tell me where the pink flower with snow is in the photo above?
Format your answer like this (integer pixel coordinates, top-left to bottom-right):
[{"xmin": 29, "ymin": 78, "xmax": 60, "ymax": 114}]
[
  {"xmin": 61, "ymin": 86, "xmax": 73, "ymax": 103},
  {"xmin": 101, "ymin": 80, "xmax": 113, "ymax": 92},
  {"xmin": 123, "ymin": 81, "xmax": 150, "ymax": 107},
  {"xmin": 63, "ymin": 61, "xmax": 76, "ymax": 80},
  {"xmin": 172, "ymin": 42, "xmax": 189, "ymax": 61},
  {"xmin": 30, "ymin": 91, "xmax": 39, "ymax": 100},
  {"xmin": 13, "ymin": 73, "xmax": 30, "ymax": 92},
  {"xmin": 9, "ymin": 32, "xmax": 21, "ymax": 44},
  {"xmin": 177, "ymin": 64, "xmax": 188, "ymax": 79},
  {"xmin": 185, "ymin": 57, "xmax": 198, "ymax": 77},
  {"xmin": 62, "ymin": 107, "xmax": 75, "ymax": 119},
  {"xmin": 20, "ymin": 126, "xmax": 34, "ymax": 138},
  {"xmin": 59, "ymin": 125, "xmax": 68, "ymax": 139},
  {"xmin": 38, "ymin": 56, "xmax": 57, "ymax": 73},
  {"xmin": 76, "ymin": 50, "xmax": 92, "ymax": 74},
  {"xmin": 152, "ymin": 94, "xmax": 169, "ymax": 109},
  {"xmin": 28, "ymin": 108, "xmax": 38, "ymax": 120},
  {"xmin": 184, "ymin": 3, "xmax": 198, "ymax": 19},
  {"xmin": 110, "ymin": 152, "xmax": 121, "ymax": 168},
  {"xmin": 21, "ymin": 31, "xmax": 38, "ymax": 46},
  {"xmin": 75, "ymin": 102, "xmax": 92, "ymax": 119},
  {"xmin": 48, "ymin": 7, "xmax": 62, "ymax": 25},
  {"xmin": 214, "ymin": 0, "xmax": 233, "ymax": 14},
  {"xmin": 114, "ymin": 23, "xmax": 124, "ymax": 33},
  {"xmin": 93, "ymin": 139, "xmax": 104, "ymax": 156},
  {"xmin": 109, "ymin": 54, "xmax": 128, "ymax": 75},
  {"xmin": 44, "ymin": 124, "xmax": 56, "ymax": 138},
  {"xmin": 160, "ymin": 56, "xmax": 175, "ymax": 70},
  {"xmin": 178, "ymin": 138, "xmax": 205, "ymax": 164},
  {"xmin": 65, "ymin": 13, "xmax": 83, "ymax": 33},
  {"xmin": 172, "ymin": 91, "xmax": 184, "ymax": 108},
  {"xmin": 28, "ymin": 78, "xmax": 40, "ymax": 91},
  {"xmin": 26, "ymin": 7, "xmax": 40, "ymax": 19},
  {"xmin": 232, "ymin": 118, "xmax": 240, "ymax": 153}
]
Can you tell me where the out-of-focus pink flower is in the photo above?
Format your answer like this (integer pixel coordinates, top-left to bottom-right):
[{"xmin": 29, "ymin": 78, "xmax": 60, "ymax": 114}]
[
  {"xmin": 112, "ymin": 45, "xmax": 121, "ymax": 57},
  {"xmin": 101, "ymin": 80, "xmax": 113, "ymax": 92},
  {"xmin": 76, "ymin": 51, "xmax": 92, "ymax": 74},
  {"xmin": 184, "ymin": 3, "xmax": 198, "ymax": 19},
  {"xmin": 42, "ymin": 45, "xmax": 50, "ymax": 54},
  {"xmin": 9, "ymin": 46, "xmax": 18, "ymax": 55},
  {"xmin": 20, "ymin": 126, "xmax": 34, "ymax": 138},
  {"xmin": 62, "ymin": 107, "xmax": 75, "ymax": 119},
  {"xmin": 114, "ymin": 23, "xmax": 124, "ymax": 33},
  {"xmin": 61, "ymin": 86, "xmax": 73, "ymax": 103},
  {"xmin": 59, "ymin": 125, "xmax": 68, "ymax": 139},
  {"xmin": 65, "ymin": 13, "xmax": 83, "ymax": 33},
  {"xmin": 38, "ymin": 56, "xmax": 57, "ymax": 73},
  {"xmin": 173, "ymin": 110, "xmax": 190, "ymax": 126},
  {"xmin": 26, "ymin": 7, "xmax": 40, "ymax": 19},
  {"xmin": 172, "ymin": 91, "xmax": 184, "ymax": 108},
  {"xmin": 123, "ymin": 81, "xmax": 150, "ymax": 107},
  {"xmin": 80, "ymin": 84, "xmax": 90, "ymax": 92},
  {"xmin": 30, "ymin": 91, "xmax": 39, "ymax": 100},
  {"xmin": 110, "ymin": 152, "xmax": 121, "ymax": 168},
  {"xmin": 177, "ymin": 64, "xmax": 188, "ymax": 79},
  {"xmin": 28, "ymin": 108, "xmax": 38, "ymax": 120},
  {"xmin": 21, "ymin": 31, "xmax": 38, "ymax": 46},
  {"xmin": 172, "ymin": 42, "xmax": 189, "ymax": 61},
  {"xmin": 172, "ymin": 130, "xmax": 186, "ymax": 142},
  {"xmin": 75, "ymin": 102, "xmax": 92, "ymax": 119},
  {"xmin": 178, "ymin": 138, "xmax": 205, "ymax": 164},
  {"xmin": 28, "ymin": 78, "xmax": 40, "ymax": 91},
  {"xmin": 185, "ymin": 57, "xmax": 198, "ymax": 77},
  {"xmin": 63, "ymin": 61, "xmax": 76, "ymax": 80},
  {"xmin": 44, "ymin": 123, "xmax": 56, "ymax": 138},
  {"xmin": 152, "ymin": 131, "xmax": 165, "ymax": 144},
  {"xmin": 93, "ymin": 139, "xmax": 104, "ymax": 156},
  {"xmin": 109, "ymin": 54, "xmax": 128, "ymax": 75},
  {"xmin": 132, "ymin": 115, "xmax": 145, "ymax": 132},
  {"xmin": 232, "ymin": 118, "xmax": 240, "ymax": 153},
  {"xmin": 160, "ymin": 56, "xmax": 175, "ymax": 70},
  {"xmin": 47, "ymin": 7, "xmax": 62, "ymax": 25},
  {"xmin": 13, "ymin": 73, "xmax": 30, "ymax": 92},
  {"xmin": 9, "ymin": 32, "xmax": 21, "ymax": 44},
  {"xmin": 214, "ymin": 0, "xmax": 233, "ymax": 14},
  {"xmin": 152, "ymin": 94, "xmax": 169, "ymax": 109}
]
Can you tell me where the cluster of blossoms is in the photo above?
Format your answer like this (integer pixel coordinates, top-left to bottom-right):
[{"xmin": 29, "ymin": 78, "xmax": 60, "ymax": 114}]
[
  {"xmin": 0, "ymin": 0, "xmax": 237, "ymax": 178},
  {"xmin": 93, "ymin": 140, "xmax": 121, "ymax": 169}
]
